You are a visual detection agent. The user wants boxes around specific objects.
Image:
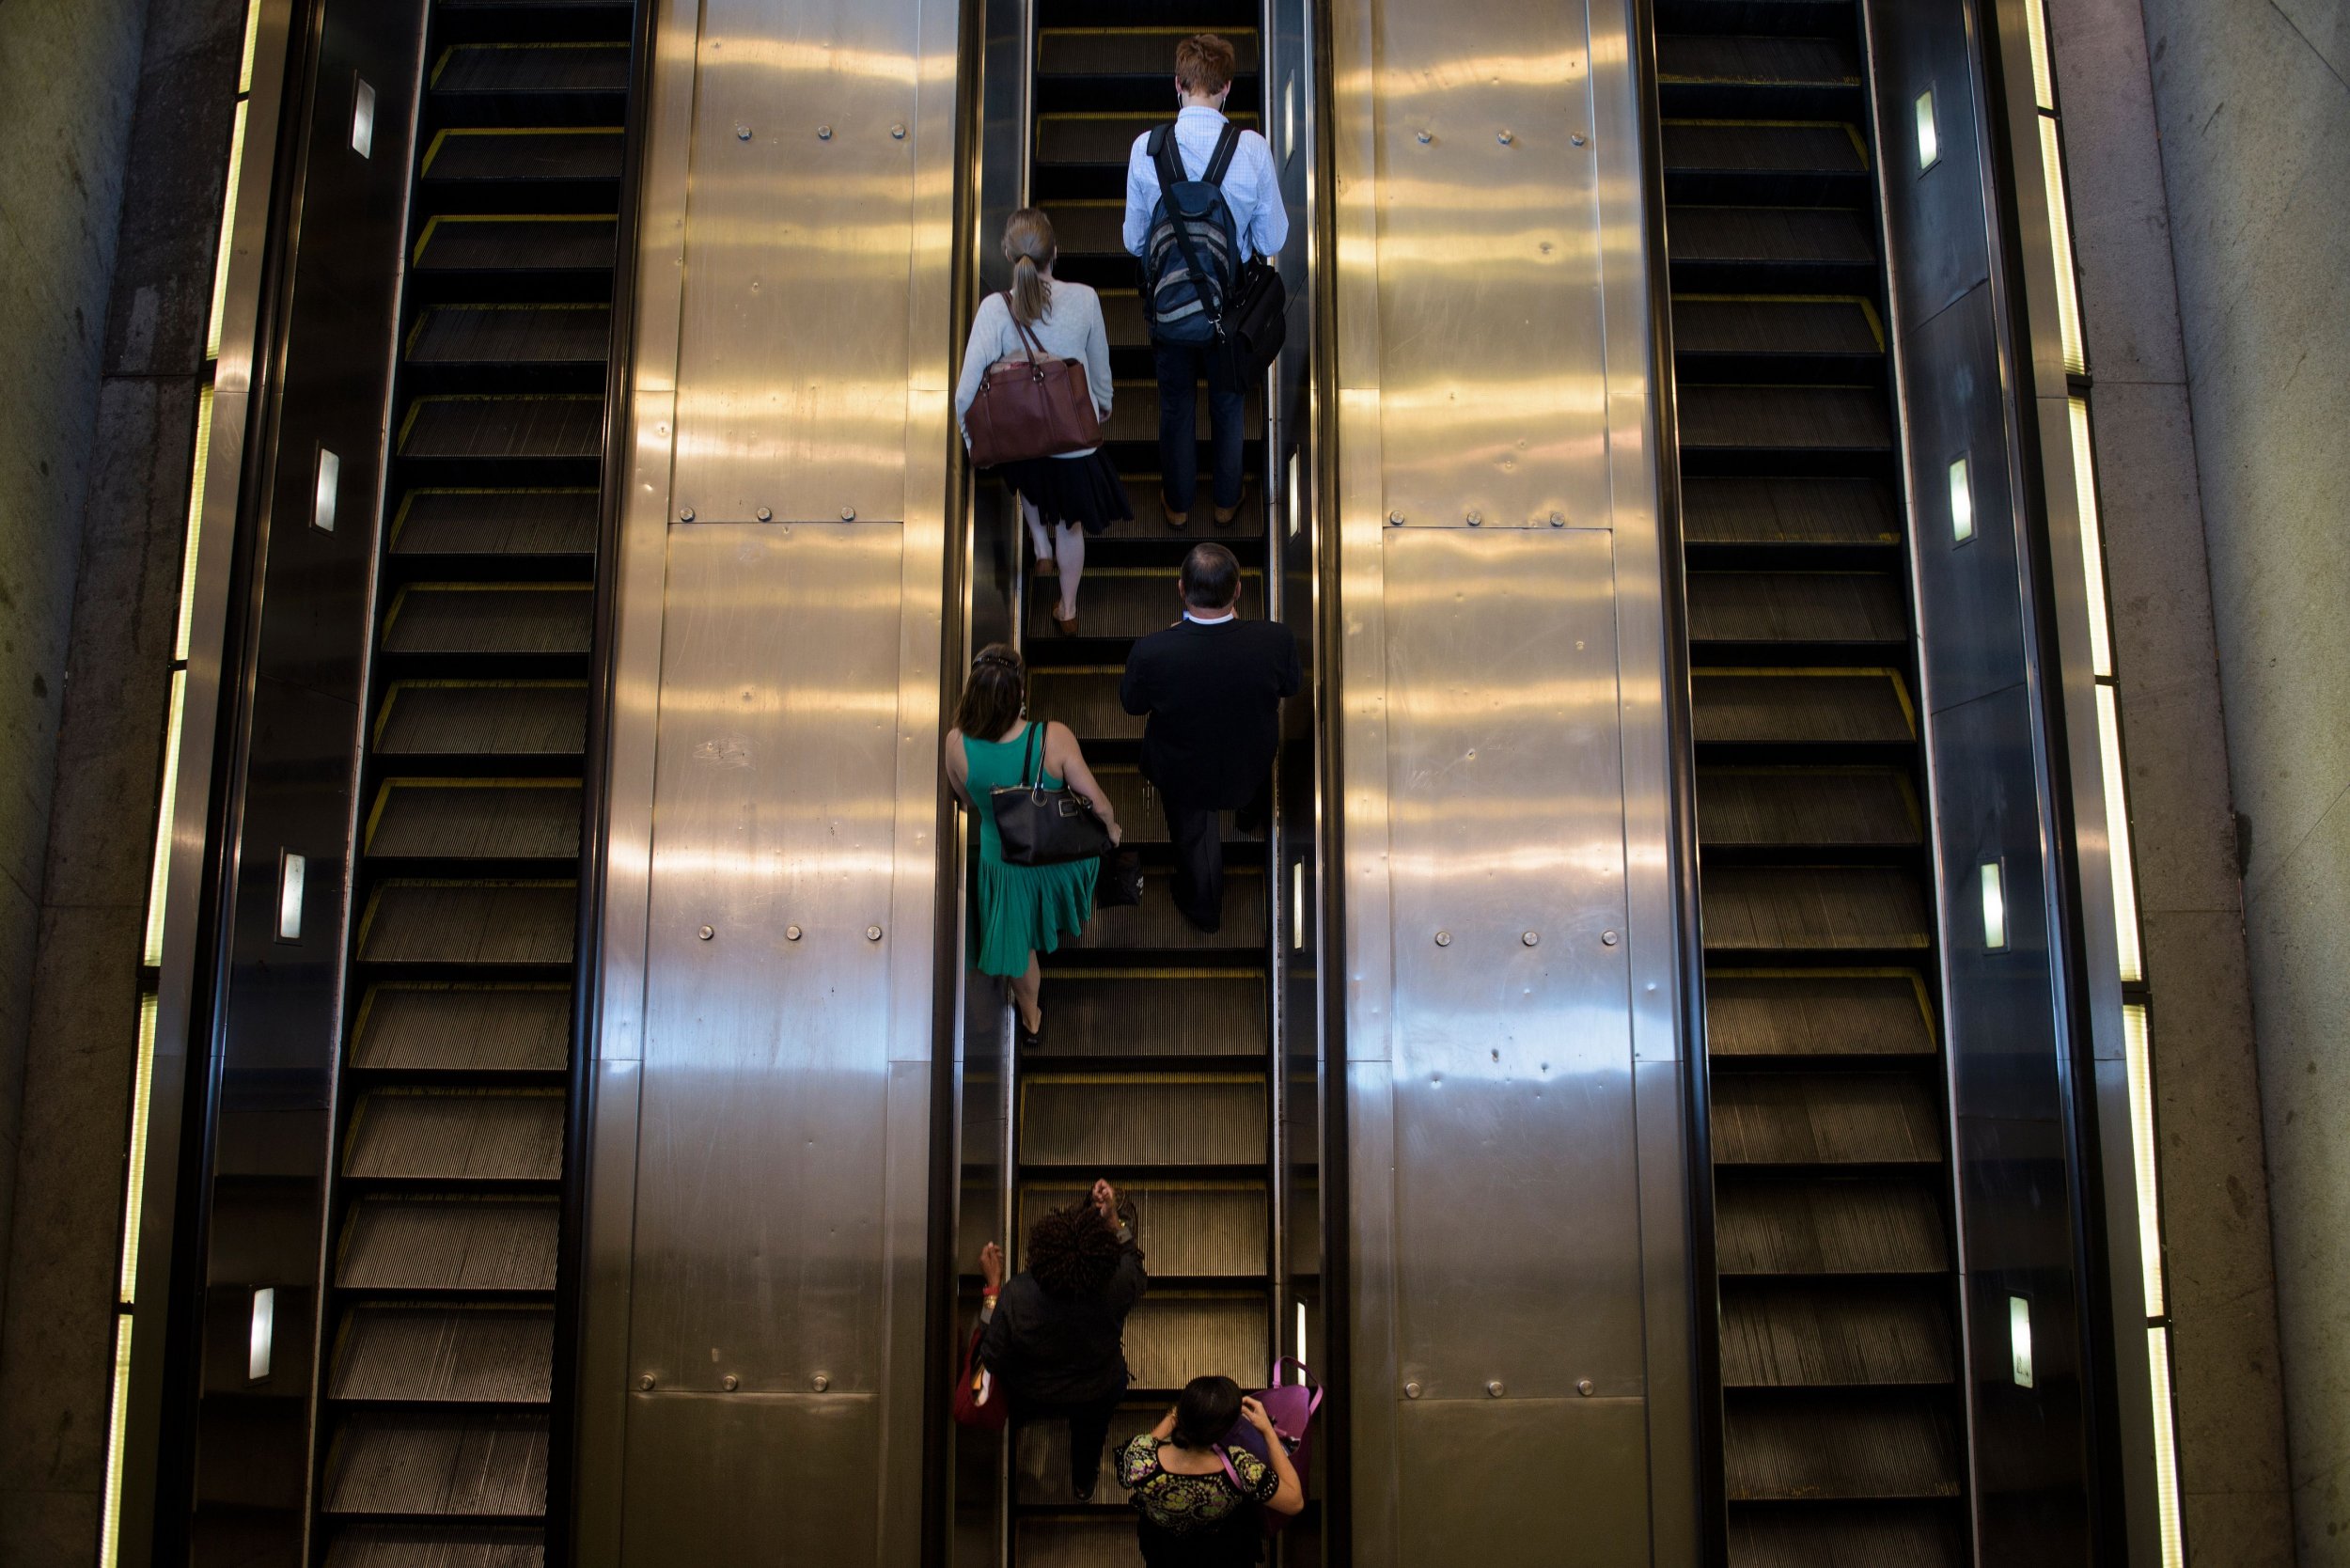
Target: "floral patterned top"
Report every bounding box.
[1118,1435,1278,1529]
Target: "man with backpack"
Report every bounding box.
[1123,33,1290,529]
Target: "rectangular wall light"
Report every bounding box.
[1948,455,1975,544]
[1980,859,2008,950]
[275,851,306,943]
[248,1286,276,1381]
[2010,1294,2035,1388]
[351,75,376,158]
[1915,88,1940,171]
[313,447,341,533]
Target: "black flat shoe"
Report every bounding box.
[1017,1009,1043,1048]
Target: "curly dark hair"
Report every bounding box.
[1026,1200,1121,1301]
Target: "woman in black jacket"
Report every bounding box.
[978,1179,1146,1498]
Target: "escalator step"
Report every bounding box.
[1095,476,1262,535]
[1090,770,1263,849]
[1658,34,1856,88]
[1683,475,1894,545]
[1672,296,1878,359]
[321,1410,548,1517]
[1016,1403,1159,1507]
[1697,767,1917,848]
[1019,1180,1266,1277]
[377,683,588,760]
[1687,572,1906,645]
[353,985,572,1074]
[1704,974,1935,1058]
[432,42,630,99]
[359,882,578,967]
[1720,1280,1955,1387]
[345,1090,566,1183]
[410,305,611,367]
[1046,199,1127,259]
[393,490,601,558]
[1716,1177,1949,1275]
[1024,971,1265,1056]
[332,1307,555,1403]
[401,396,604,461]
[1102,380,1267,446]
[1019,1075,1267,1168]
[1676,384,1892,454]
[1030,568,1261,640]
[1037,27,1260,79]
[1710,1072,1943,1166]
[1693,671,1913,746]
[1701,866,1930,951]
[1073,869,1265,949]
[1012,1519,1136,1568]
[323,1525,542,1568]
[384,586,594,656]
[1653,0,1858,38]
[1122,1292,1270,1389]
[415,216,617,276]
[1037,111,1260,167]
[1665,118,1867,177]
[338,1197,559,1293]
[368,780,583,863]
[1727,1505,1964,1568]
[1663,205,1874,272]
[1099,288,1146,349]
[1723,1395,1961,1500]
[1029,668,1136,741]
[423,128,624,186]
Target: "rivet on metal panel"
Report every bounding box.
[1415,130,1432,145]
[817,125,833,140]
[1522,931,1540,947]
[722,1374,740,1391]
[637,1374,655,1390]
[1404,1381,1422,1399]
[757,507,773,522]
[786,924,804,942]
[1486,1380,1505,1397]
[1549,511,1565,526]
[890,122,907,139]
[1572,132,1589,148]
[841,507,857,522]
[866,925,884,942]
[1497,130,1514,145]
[1577,1378,1595,1397]
[735,124,750,141]
[1434,930,1451,948]
[698,926,714,942]
[1465,510,1482,526]
[1387,510,1405,526]
[678,506,695,523]
[1602,930,1620,947]
[812,1372,831,1392]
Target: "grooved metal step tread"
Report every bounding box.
[1698,767,1918,847]
[394,490,601,557]
[1701,865,1930,951]
[377,683,588,760]
[1704,973,1935,1058]
[1693,670,1913,746]
[1716,1177,1950,1275]
[1683,475,1896,545]
[1031,569,1262,640]
[1664,119,1866,175]
[1659,34,1857,86]
[1037,111,1261,166]
[1011,472,1262,535]
[346,1090,566,1183]
[1654,0,1860,34]
[384,586,594,656]
[333,1308,555,1403]
[1121,1292,1271,1389]
[360,882,578,967]
[323,1525,544,1568]
[1720,1280,1956,1387]
[1710,1072,1944,1165]
[1662,205,1876,269]
[1045,200,1128,259]
[368,781,583,863]
[1029,668,1138,741]
[322,1410,548,1517]
[1037,28,1260,79]
[1688,572,1906,645]
[1020,1075,1267,1168]
[432,42,630,96]
[354,986,572,1074]
[1672,296,1879,358]
[1723,1395,1962,1500]
[415,216,617,274]
[339,1197,560,1292]
[401,397,604,461]
[1019,1181,1266,1276]
[1676,384,1892,453]
[423,128,624,184]
[1089,769,1263,849]
[1015,1404,1161,1508]
[1727,1505,1964,1568]
[1102,380,1268,445]
[410,305,611,366]
[1071,869,1265,949]
[1024,971,1266,1057]
[1012,1518,1139,1568]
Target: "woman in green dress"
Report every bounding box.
[945,644,1121,1040]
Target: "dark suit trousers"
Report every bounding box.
[1162,781,1268,933]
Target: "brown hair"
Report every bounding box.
[1175,33,1237,98]
[955,643,1026,742]
[1002,208,1056,328]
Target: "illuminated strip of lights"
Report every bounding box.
[2095,686,2144,983]
[120,996,160,1304]
[2024,0,2057,111]
[176,387,213,663]
[2148,1328,2186,1567]
[2122,1005,2164,1315]
[238,0,259,94]
[141,671,189,968]
[2039,117,2086,376]
[99,1318,134,1568]
[2069,398,2111,677]
[205,100,249,362]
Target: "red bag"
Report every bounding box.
[951,1322,1008,1430]
[964,298,1103,468]
[1219,1357,1323,1532]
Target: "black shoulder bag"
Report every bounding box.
[990,723,1113,867]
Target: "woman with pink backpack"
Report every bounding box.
[1115,1373,1303,1564]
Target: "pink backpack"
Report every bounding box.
[1217,1358,1324,1532]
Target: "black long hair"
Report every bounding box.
[955,642,1026,742]
[1026,1199,1122,1301]
[1172,1374,1244,1450]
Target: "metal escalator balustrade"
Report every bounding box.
[319,1,635,1560]
[1005,8,1277,1561]
[1656,0,1969,1560]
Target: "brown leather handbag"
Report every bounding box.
[964,298,1103,468]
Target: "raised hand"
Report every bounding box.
[979,1241,1005,1290]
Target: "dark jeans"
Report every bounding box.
[1016,1390,1123,1492]
[1153,339,1246,513]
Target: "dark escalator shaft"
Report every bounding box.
[1010,8,1274,1561]
[1658,2,1969,1561]
[319,2,634,1560]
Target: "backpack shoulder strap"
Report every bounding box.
[1203,120,1244,186]
[1150,121,1185,188]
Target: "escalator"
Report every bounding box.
[316,0,634,1559]
[1004,7,1277,1560]
[1657,1,1970,1561]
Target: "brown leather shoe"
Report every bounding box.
[1213,500,1242,527]
[1160,491,1190,529]
[1053,607,1079,638]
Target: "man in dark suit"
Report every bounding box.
[1120,543,1303,933]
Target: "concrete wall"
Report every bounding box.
[2044,2,2300,1562]
[0,0,245,1559]
[2124,0,2350,1560]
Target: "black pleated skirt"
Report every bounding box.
[993,448,1135,536]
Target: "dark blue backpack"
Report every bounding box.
[1141,120,1244,346]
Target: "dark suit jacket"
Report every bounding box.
[1120,616,1303,809]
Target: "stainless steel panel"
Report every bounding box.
[1396,1398,1651,1566]
[668,0,925,525]
[1867,0,1990,336]
[1383,527,1641,1402]
[619,1392,879,1560]
[630,523,903,1390]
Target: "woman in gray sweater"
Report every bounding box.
[954,209,1132,635]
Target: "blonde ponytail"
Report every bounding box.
[1003,208,1057,327]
